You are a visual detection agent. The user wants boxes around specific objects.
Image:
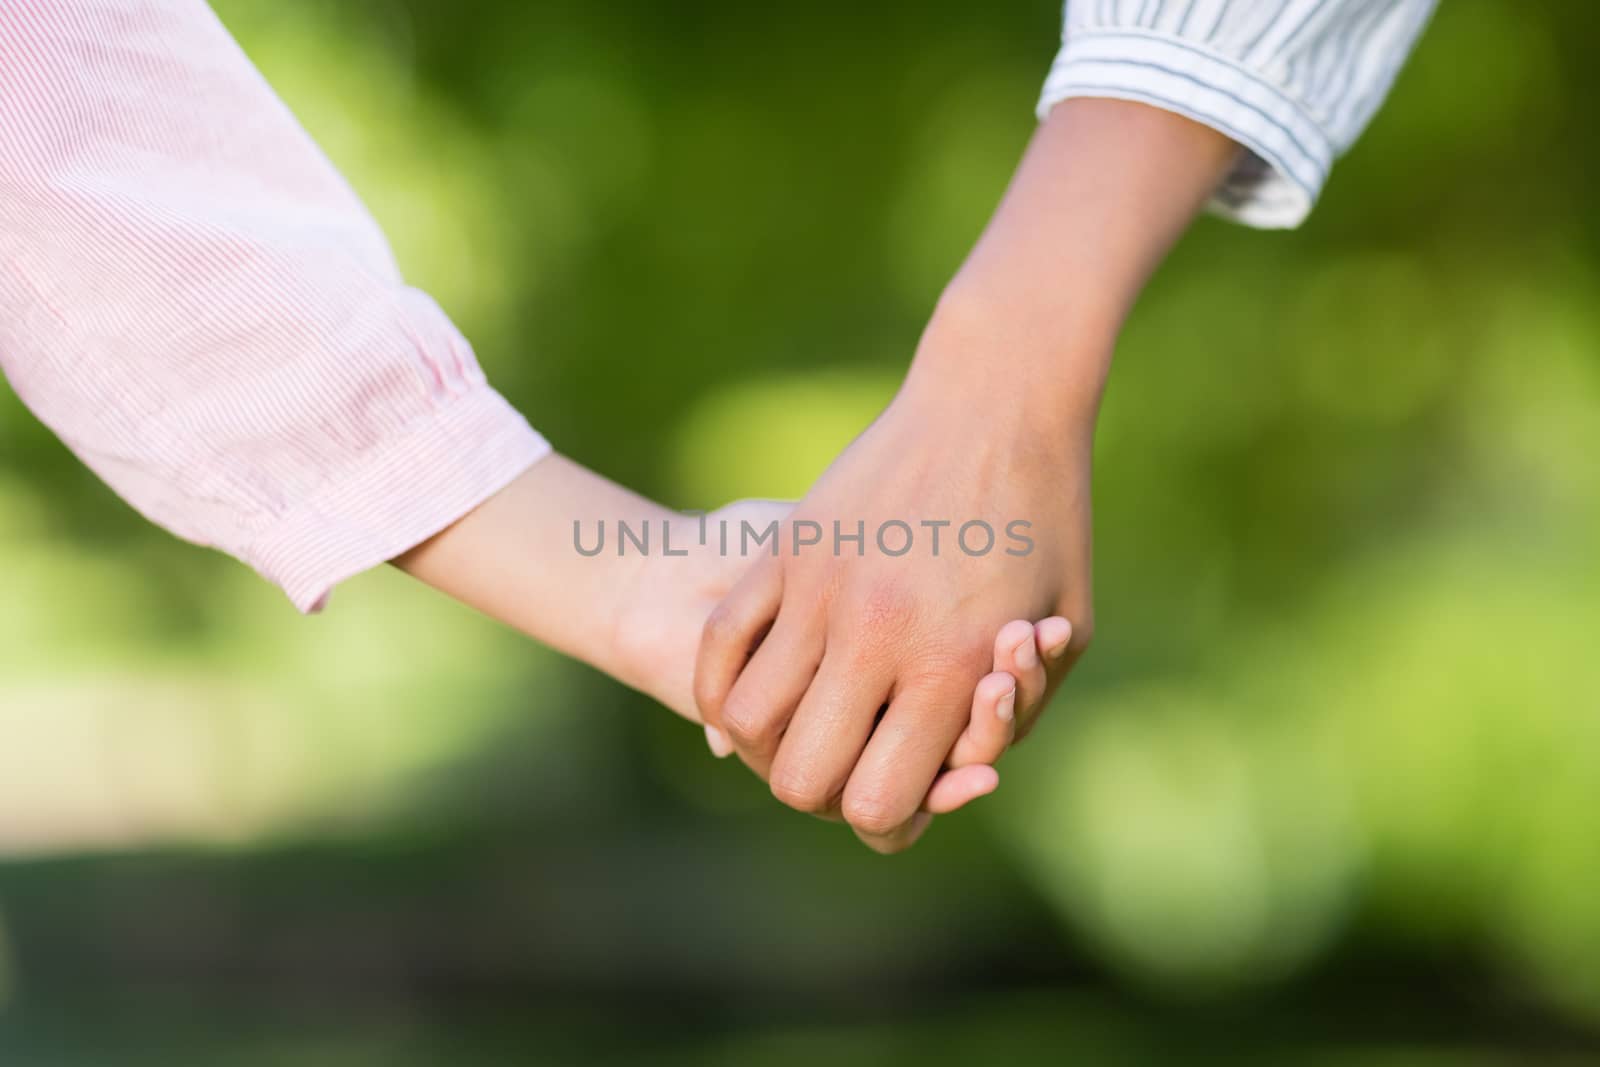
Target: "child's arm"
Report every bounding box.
[392,453,664,697]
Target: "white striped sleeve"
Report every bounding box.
[1038,0,1438,228]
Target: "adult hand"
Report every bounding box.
[694,99,1239,852]
[694,299,1096,851]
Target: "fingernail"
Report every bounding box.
[704,724,733,758]
[996,688,1016,723]
[1041,618,1073,660]
[1014,636,1038,670]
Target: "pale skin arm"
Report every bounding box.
[693,98,1241,853]
[392,453,664,696]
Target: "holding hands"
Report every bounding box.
[402,99,1241,853]
[6,3,1430,856]
[396,474,1062,834]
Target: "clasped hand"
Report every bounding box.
[695,331,1095,853]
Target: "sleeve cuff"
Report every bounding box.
[244,384,552,613]
[1036,27,1336,229]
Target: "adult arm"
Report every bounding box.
[695,98,1236,853]
[1042,0,1439,228]
[694,0,1439,852]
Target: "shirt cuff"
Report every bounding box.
[245,384,552,613]
[1036,27,1336,229]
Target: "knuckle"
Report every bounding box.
[721,699,775,750]
[692,664,729,720]
[770,771,837,815]
[721,714,760,749]
[701,601,743,647]
[843,792,906,838]
[692,677,723,721]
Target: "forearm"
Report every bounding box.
[393,453,668,676]
[908,98,1239,430]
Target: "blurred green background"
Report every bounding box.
[2,0,1599,1062]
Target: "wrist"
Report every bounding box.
[902,281,1114,446]
[396,455,671,677]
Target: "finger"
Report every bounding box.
[719,605,825,780]
[923,764,999,815]
[767,644,894,817]
[842,675,971,847]
[1036,615,1074,666]
[704,723,734,759]
[944,617,1036,769]
[694,556,783,745]
[945,670,1017,769]
[1018,615,1078,740]
[996,617,1049,718]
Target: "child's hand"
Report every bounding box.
[608,498,793,722]
[923,615,1073,814]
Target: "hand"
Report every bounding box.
[692,324,1096,851]
[693,98,1239,852]
[610,499,1062,819]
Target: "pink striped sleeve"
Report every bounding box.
[0,0,551,612]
